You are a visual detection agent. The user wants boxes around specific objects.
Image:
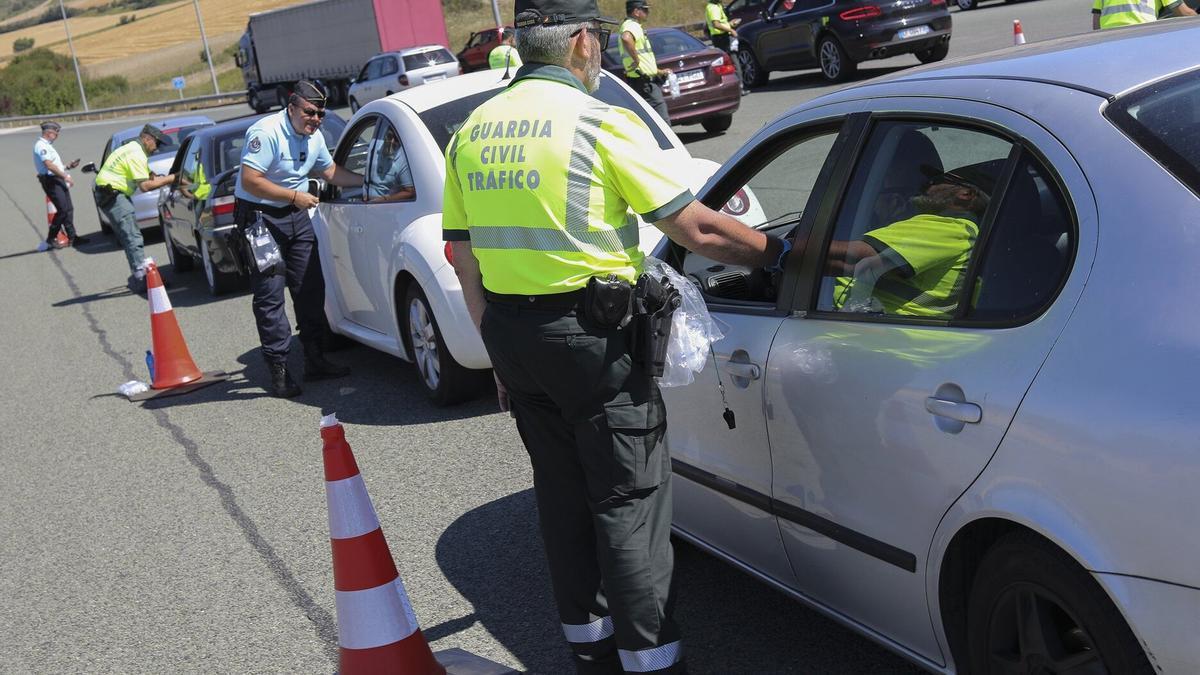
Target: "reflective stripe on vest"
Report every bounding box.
[1099,0,1157,27]
[620,19,656,77]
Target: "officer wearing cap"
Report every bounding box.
[619,0,670,122]
[488,30,523,70]
[34,121,87,249]
[234,79,361,398]
[443,0,787,670]
[94,124,176,291]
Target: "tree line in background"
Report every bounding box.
[0,48,127,116]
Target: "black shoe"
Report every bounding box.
[46,238,65,250]
[70,235,90,246]
[304,353,350,381]
[269,362,302,398]
[127,276,147,295]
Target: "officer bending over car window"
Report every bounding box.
[443,0,787,670]
[233,80,362,398]
[828,163,995,317]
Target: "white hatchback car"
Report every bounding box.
[314,69,725,405]
[347,45,460,113]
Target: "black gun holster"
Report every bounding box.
[631,274,682,377]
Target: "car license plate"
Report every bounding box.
[426,74,446,82]
[677,69,705,85]
[897,25,931,40]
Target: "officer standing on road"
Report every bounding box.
[34,121,87,249]
[489,29,523,70]
[619,0,671,122]
[94,125,175,291]
[443,0,788,671]
[1092,0,1194,28]
[234,80,360,398]
[704,0,747,94]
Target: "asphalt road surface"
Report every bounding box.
[0,2,1089,672]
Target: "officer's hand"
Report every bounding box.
[294,191,320,209]
[65,175,73,188]
[494,372,511,414]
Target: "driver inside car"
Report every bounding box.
[366,130,415,203]
[823,161,998,318]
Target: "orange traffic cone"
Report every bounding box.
[46,196,68,247]
[145,262,203,389]
[320,414,446,675]
[1013,19,1026,45]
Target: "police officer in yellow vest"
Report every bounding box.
[443,0,787,670]
[619,0,670,122]
[704,0,746,94]
[830,163,995,317]
[489,30,523,70]
[94,125,176,292]
[1092,0,1193,29]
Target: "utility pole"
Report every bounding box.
[58,0,88,111]
[192,0,219,94]
[491,0,502,33]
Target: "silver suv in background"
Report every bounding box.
[347,45,460,111]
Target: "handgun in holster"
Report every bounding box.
[631,273,682,377]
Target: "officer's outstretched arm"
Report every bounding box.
[656,200,784,269]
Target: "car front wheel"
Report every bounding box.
[701,114,733,134]
[404,284,482,406]
[966,532,1155,675]
[818,36,857,83]
[956,0,976,9]
[738,47,769,87]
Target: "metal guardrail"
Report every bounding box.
[0,90,249,129]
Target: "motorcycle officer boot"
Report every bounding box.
[303,346,350,381]
[268,362,302,398]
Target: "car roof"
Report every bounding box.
[857,20,1200,100]
[111,115,216,144]
[384,68,515,113]
[378,44,454,57]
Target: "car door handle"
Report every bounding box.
[724,362,761,380]
[925,397,982,424]
[353,225,364,234]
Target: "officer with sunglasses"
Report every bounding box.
[443,0,787,671]
[234,80,362,398]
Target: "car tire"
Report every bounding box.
[818,35,857,83]
[201,239,239,296]
[349,97,360,113]
[966,532,1156,675]
[249,90,269,114]
[916,42,950,64]
[403,284,483,406]
[738,47,769,87]
[956,0,976,9]
[701,114,733,134]
[165,230,193,272]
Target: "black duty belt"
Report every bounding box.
[485,289,585,309]
[236,198,299,219]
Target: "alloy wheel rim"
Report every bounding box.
[821,42,840,79]
[740,51,757,83]
[408,297,440,390]
[203,245,215,290]
[985,582,1106,675]
[957,0,973,8]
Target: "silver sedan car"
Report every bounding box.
[657,20,1200,674]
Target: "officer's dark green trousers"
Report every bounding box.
[482,299,685,674]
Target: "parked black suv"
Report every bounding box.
[736,0,952,84]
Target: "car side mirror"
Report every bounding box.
[81,162,97,173]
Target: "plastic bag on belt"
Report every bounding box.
[644,257,724,387]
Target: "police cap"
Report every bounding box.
[292,80,328,107]
[514,0,617,28]
[141,124,170,145]
[626,0,649,12]
[40,121,62,132]
[921,160,1000,196]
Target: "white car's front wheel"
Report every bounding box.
[404,284,483,406]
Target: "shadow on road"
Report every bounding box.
[435,491,924,674]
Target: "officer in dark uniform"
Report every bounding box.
[33,121,87,248]
[233,80,361,398]
[443,1,788,671]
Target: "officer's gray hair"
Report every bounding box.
[515,22,587,65]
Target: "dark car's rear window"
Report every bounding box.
[1107,67,1200,196]
[649,29,706,58]
[417,75,674,152]
[404,49,455,71]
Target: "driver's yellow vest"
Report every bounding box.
[619,18,657,77]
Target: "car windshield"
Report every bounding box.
[649,30,705,58]
[1107,67,1200,196]
[150,124,208,157]
[404,49,455,71]
[417,76,674,152]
